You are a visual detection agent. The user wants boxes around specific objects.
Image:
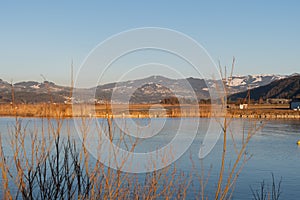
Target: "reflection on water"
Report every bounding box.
[0,117,299,199]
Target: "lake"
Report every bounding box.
[0,117,299,199]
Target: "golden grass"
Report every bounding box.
[0,103,298,119]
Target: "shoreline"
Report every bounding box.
[0,103,299,120]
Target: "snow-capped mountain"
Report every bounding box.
[91,74,289,103]
[225,74,287,94]
[229,74,300,101]
[0,74,293,103]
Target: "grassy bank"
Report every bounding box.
[0,103,299,119]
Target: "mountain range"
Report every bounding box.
[229,74,300,101]
[0,74,298,104]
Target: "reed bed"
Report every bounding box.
[0,103,298,119]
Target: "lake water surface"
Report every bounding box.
[0,117,299,199]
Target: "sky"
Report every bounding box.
[0,1,299,87]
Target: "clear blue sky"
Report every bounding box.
[0,1,299,86]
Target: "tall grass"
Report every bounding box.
[0,111,267,199]
[0,114,192,199]
[251,174,282,200]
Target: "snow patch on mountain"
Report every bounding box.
[30,84,40,89]
[252,76,262,83]
[228,78,246,87]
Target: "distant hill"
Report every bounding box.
[94,76,209,103]
[0,79,70,103]
[229,75,300,101]
[0,74,295,104]
[93,75,287,103]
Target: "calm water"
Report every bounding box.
[0,117,299,199]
